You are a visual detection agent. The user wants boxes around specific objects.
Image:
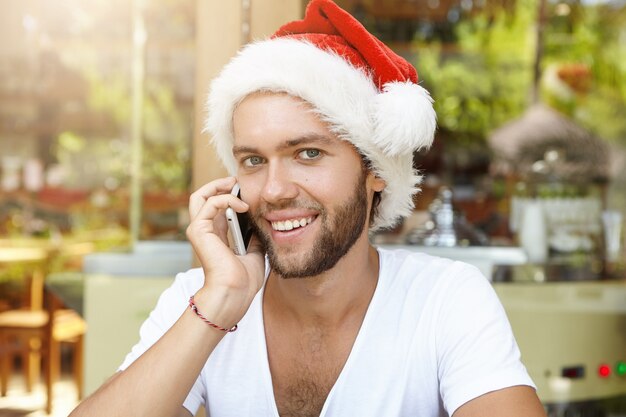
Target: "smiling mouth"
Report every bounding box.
[271,216,314,231]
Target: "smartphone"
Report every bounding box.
[225,183,253,255]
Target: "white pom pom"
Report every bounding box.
[371,81,437,156]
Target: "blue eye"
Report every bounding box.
[299,149,321,160]
[243,156,264,167]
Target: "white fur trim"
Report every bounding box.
[205,38,435,231]
[372,82,436,156]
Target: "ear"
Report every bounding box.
[367,172,386,193]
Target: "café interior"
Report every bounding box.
[1,0,625,416]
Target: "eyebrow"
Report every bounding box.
[232,133,335,157]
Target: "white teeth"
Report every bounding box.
[271,217,313,231]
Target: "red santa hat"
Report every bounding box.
[206,0,436,231]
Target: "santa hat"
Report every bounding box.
[206,0,436,231]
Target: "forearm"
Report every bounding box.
[70,177,265,417]
[70,303,228,417]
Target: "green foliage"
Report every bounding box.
[415,0,626,147]
[52,132,129,190]
[85,70,132,125]
[53,72,192,193]
[415,0,537,147]
[576,85,626,142]
[58,131,86,152]
[414,0,626,215]
[541,1,626,145]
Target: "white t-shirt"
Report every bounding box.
[119,248,535,416]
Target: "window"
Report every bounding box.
[0,0,195,243]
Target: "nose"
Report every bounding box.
[260,161,298,204]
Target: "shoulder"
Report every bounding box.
[376,246,488,295]
[375,246,504,344]
[374,247,535,415]
[374,246,494,332]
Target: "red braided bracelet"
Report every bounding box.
[188,296,238,332]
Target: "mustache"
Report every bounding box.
[252,200,324,218]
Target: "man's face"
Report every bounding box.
[232,93,384,278]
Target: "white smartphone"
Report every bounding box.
[225,183,252,255]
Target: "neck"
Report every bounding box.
[263,237,380,328]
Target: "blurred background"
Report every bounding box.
[0,0,625,416]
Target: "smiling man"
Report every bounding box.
[232,93,379,280]
[70,1,546,417]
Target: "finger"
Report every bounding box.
[191,193,249,224]
[189,176,237,218]
[189,177,237,219]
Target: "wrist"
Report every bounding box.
[188,295,237,332]
[191,286,241,330]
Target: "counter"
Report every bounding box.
[47,240,193,396]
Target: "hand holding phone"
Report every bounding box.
[225,184,253,255]
[185,177,265,334]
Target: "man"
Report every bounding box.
[70,1,546,416]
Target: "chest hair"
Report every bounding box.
[268,329,353,417]
[275,363,338,417]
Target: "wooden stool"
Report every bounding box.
[0,299,86,414]
[0,244,91,413]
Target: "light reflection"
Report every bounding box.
[548,376,572,397]
[460,0,473,11]
[22,14,39,33]
[447,8,460,23]
[104,176,120,191]
[555,3,572,16]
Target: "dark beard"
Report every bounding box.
[250,172,368,279]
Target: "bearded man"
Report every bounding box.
[70,1,546,416]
